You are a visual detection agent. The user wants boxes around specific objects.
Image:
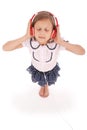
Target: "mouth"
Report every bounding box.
[37,36,46,45]
[38,36,45,39]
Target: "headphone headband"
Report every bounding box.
[30,11,58,38]
[30,11,58,28]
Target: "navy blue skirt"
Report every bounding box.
[26,63,60,86]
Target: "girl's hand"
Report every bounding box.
[26,20,32,38]
[54,26,85,55]
[54,25,62,44]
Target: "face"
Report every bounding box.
[34,19,53,45]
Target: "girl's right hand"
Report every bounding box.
[26,20,32,38]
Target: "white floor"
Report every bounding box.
[0,46,87,130]
[0,0,87,129]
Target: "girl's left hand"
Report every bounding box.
[54,26,62,44]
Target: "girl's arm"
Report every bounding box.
[3,20,31,51]
[3,34,28,51]
[58,39,85,55]
[54,26,85,55]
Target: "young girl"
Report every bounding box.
[3,11,85,98]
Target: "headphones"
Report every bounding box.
[30,11,58,39]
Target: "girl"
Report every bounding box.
[3,11,85,98]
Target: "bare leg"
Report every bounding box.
[44,84,49,97]
[39,87,45,97]
[39,84,49,98]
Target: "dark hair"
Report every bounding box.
[31,11,56,30]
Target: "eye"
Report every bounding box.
[37,28,41,31]
[45,29,49,32]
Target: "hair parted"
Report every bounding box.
[31,11,56,29]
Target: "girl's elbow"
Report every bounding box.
[2,45,11,51]
[2,45,6,51]
[81,48,85,55]
[79,48,85,55]
[2,45,8,51]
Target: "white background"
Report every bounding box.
[0,0,87,130]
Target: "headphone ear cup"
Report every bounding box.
[30,26,34,36]
[51,29,57,39]
[30,25,33,35]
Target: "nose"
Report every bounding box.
[40,30,45,35]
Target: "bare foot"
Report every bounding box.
[44,85,49,97]
[39,87,45,97]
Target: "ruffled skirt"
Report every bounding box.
[27,63,60,86]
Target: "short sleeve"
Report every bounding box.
[59,45,66,50]
[22,38,30,47]
[58,39,69,50]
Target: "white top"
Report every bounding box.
[22,38,65,72]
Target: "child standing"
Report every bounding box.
[3,11,85,97]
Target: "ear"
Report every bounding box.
[51,29,57,39]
